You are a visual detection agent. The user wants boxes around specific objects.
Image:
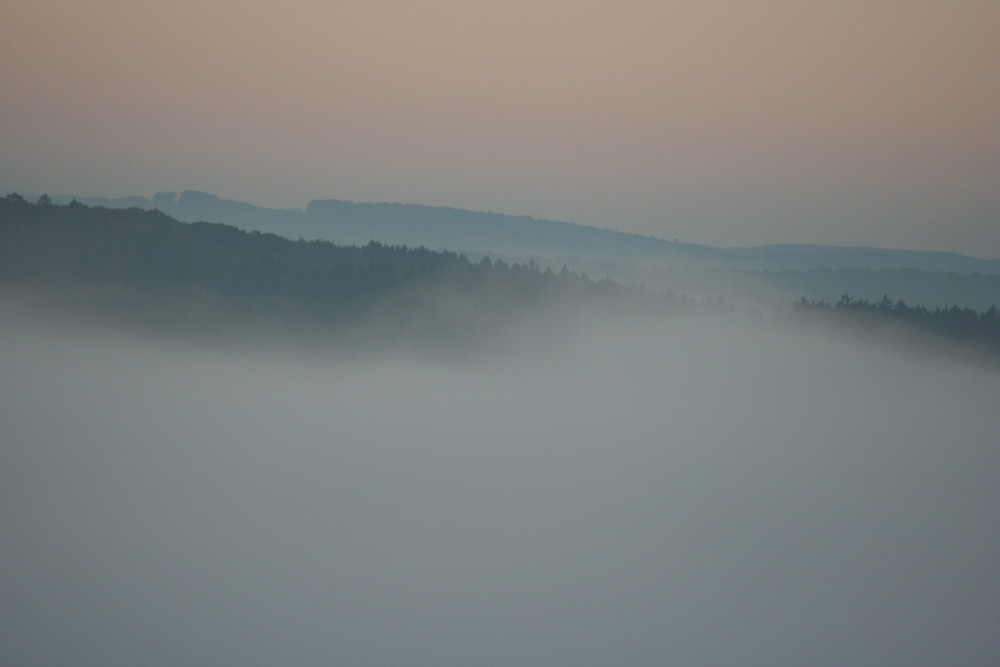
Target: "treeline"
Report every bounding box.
[788,293,1000,355]
[0,194,687,349]
[4,193,998,357]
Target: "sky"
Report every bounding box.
[2,0,998,256]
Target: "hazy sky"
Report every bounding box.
[2,0,998,255]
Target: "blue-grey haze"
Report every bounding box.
[2,304,998,666]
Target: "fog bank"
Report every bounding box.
[2,312,998,666]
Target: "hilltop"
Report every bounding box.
[16,189,1000,310]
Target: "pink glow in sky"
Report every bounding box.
[2,0,998,255]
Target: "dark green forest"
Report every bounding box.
[786,293,1000,356]
[2,193,998,356]
[41,189,1000,310]
[0,194,685,350]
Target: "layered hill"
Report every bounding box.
[0,194,682,351]
[24,189,1000,309]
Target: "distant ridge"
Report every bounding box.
[303,197,718,263]
[8,188,997,308]
[723,243,1000,273]
[27,188,999,273]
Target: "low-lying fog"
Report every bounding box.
[2,307,998,666]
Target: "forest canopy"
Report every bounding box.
[2,193,998,357]
[0,194,683,350]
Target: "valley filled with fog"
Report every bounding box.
[6,0,1000,662]
[2,306,998,666]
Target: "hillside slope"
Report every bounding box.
[22,189,1000,309]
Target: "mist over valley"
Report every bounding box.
[2,194,999,665]
[3,295,999,665]
[5,1,1000,662]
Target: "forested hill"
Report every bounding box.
[24,188,999,310]
[4,194,999,358]
[36,189,1000,274]
[0,194,683,350]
